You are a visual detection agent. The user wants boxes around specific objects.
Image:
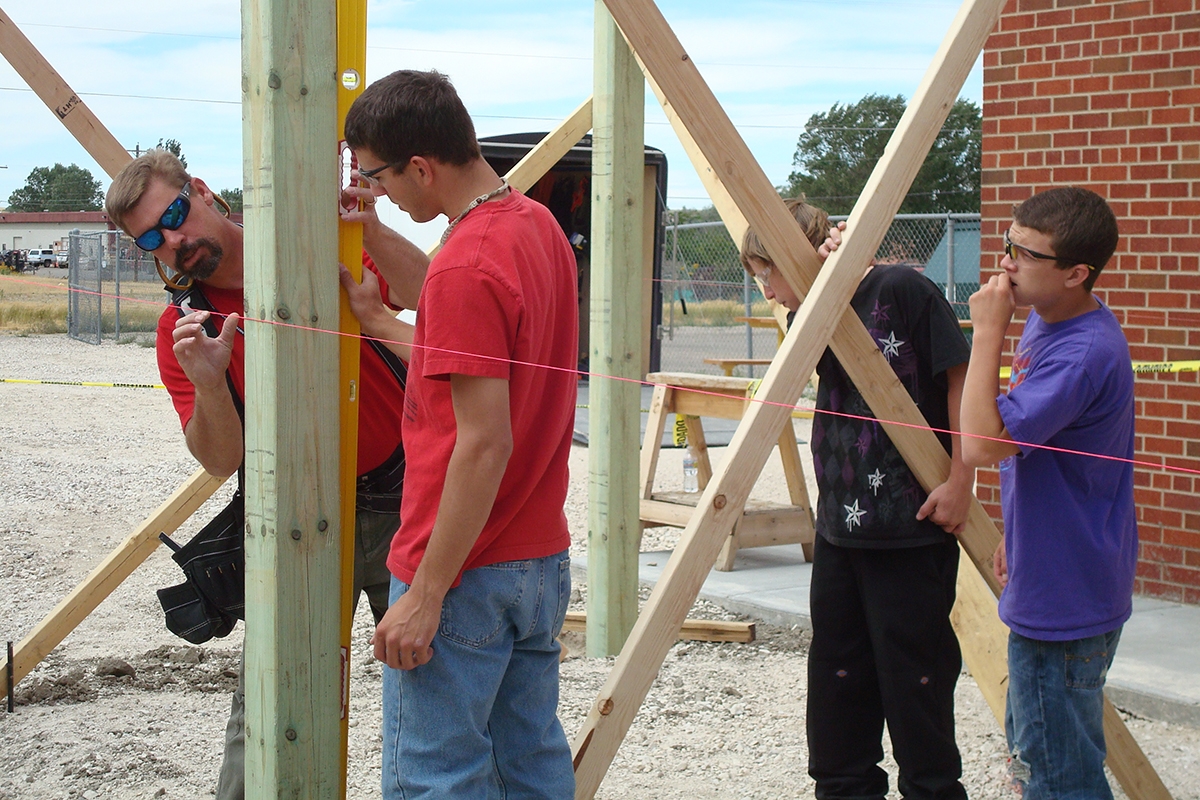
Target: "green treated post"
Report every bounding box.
[241,0,343,794]
[587,1,645,657]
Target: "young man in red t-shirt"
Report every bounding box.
[341,69,577,798]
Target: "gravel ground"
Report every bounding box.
[1,332,1197,799]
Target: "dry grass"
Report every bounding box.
[0,272,165,334]
[662,297,776,326]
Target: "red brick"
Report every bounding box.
[1113,72,1153,90]
[1057,23,1094,42]
[1090,128,1129,145]
[1137,582,1185,599]
[1152,107,1194,126]
[1169,125,1200,142]
[1132,164,1171,181]
[1092,55,1131,73]
[1095,20,1133,39]
[1131,90,1173,108]
[1054,131,1090,147]
[1152,0,1193,14]
[1130,127,1170,143]
[1090,92,1130,110]
[1154,69,1195,87]
[986,66,1018,83]
[1055,58,1093,77]
[1052,166,1090,181]
[1135,13,1174,34]
[1142,543,1185,564]
[1132,52,1173,72]
[1016,167,1054,182]
[1072,112,1110,128]
[1138,580,1185,602]
[1053,95,1091,112]
[1018,98,1053,115]
[985,100,1017,117]
[999,152,1027,167]
[1091,165,1129,181]
[1001,116,1036,133]
[1073,75,1111,94]
[1018,62,1055,80]
[1017,133,1054,149]
[1175,12,1200,29]
[1114,0,1153,19]
[1164,565,1200,587]
[1020,27,1057,46]
[1172,49,1200,67]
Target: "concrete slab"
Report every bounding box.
[571,547,1200,726]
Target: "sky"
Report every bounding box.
[0,0,983,249]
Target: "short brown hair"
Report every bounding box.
[1012,187,1118,292]
[740,196,830,273]
[105,149,191,234]
[344,70,481,168]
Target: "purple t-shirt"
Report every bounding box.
[997,301,1137,641]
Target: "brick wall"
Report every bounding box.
[980,0,1200,604]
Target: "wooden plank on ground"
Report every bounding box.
[1,469,226,700]
[563,612,754,644]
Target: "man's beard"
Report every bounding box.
[174,238,223,281]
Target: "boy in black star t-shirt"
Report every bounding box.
[742,198,974,800]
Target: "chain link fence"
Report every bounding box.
[68,230,166,345]
[659,213,981,377]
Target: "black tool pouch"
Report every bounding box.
[157,488,244,644]
[156,283,245,644]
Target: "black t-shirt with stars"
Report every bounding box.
[810,264,970,549]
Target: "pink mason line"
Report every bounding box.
[8,274,1200,478]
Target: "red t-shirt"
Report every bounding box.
[156,260,405,475]
[388,190,578,584]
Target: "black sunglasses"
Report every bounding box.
[1003,228,1095,270]
[134,183,192,252]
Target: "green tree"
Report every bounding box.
[7,163,103,212]
[219,188,243,214]
[156,138,187,169]
[781,94,981,215]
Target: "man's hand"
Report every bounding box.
[969,272,1017,336]
[173,310,238,393]
[993,539,1008,588]
[916,477,973,536]
[338,263,390,331]
[371,588,441,670]
[339,171,382,227]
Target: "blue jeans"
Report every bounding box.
[382,551,575,800]
[1005,628,1121,800]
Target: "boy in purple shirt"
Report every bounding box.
[962,187,1136,799]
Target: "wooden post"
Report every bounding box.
[241,0,343,794]
[587,1,646,657]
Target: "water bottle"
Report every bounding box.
[682,451,699,493]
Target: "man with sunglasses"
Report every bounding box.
[340,69,577,799]
[961,187,1135,799]
[105,148,409,800]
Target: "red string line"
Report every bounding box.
[7,275,1199,478]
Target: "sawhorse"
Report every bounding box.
[639,372,815,570]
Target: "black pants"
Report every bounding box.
[807,536,967,800]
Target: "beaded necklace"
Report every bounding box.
[439,179,511,246]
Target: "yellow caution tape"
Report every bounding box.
[1,377,166,389]
[673,413,691,447]
[1000,360,1198,380]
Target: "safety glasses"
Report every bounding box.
[134,183,192,252]
[1003,228,1094,270]
[358,159,408,187]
